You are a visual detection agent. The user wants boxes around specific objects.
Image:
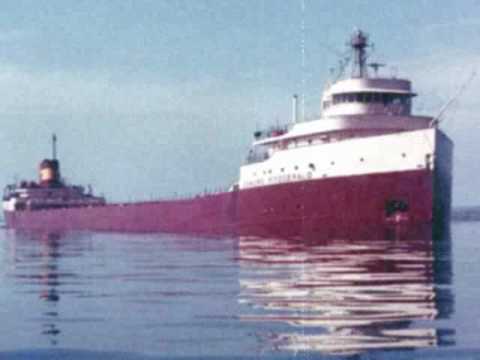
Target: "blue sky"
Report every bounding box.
[0,0,478,205]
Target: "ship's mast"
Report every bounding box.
[52,133,57,160]
[350,30,369,78]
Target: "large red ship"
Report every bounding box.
[2,30,452,238]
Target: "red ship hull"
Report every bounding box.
[3,167,450,239]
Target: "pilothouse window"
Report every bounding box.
[332,92,412,106]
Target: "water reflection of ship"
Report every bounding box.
[237,225,453,355]
[38,233,62,345]
[11,232,73,346]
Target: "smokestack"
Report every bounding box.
[292,94,299,123]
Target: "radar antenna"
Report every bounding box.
[368,62,385,77]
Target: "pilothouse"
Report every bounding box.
[240,30,435,191]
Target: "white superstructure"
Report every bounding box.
[238,30,439,190]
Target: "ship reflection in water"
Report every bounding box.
[0,224,457,357]
[5,231,84,348]
[37,233,62,345]
[237,226,454,355]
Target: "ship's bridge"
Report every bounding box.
[244,30,433,165]
[321,77,416,117]
[246,76,431,163]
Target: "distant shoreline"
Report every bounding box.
[451,206,480,222]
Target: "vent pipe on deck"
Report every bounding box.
[292,94,299,123]
[52,133,57,160]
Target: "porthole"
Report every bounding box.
[360,157,364,162]
[294,165,299,171]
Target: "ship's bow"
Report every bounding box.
[433,129,453,229]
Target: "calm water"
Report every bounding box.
[0,221,479,359]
